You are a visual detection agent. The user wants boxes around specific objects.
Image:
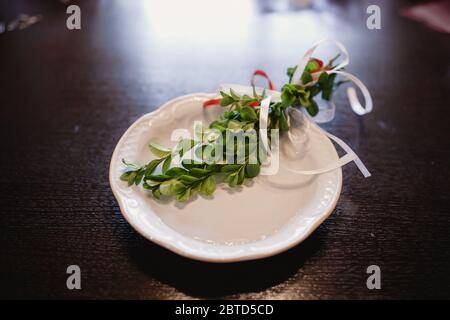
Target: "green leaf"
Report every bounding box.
[299,94,310,108]
[152,188,161,199]
[144,158,164,176]
[190,185,200,197]
[309,85,321,97]
[127,171,137,186]
[281,86,294,107]
[205,164,222,172]
[148,141,172,158]
[221,164,242,173]
[227,120,243,130]
[279,110,289,132]
[223,111,239,120]
[134,170,145,185]
[321,73,337,101]
[165,167,189,177]
[189,168,210,177]
[120,171,132,182]
[200,176,216,196]
[159,180,186,196]
[318,72,329,86]
[242,122,255,131]
[142,182,153,190]
[176,188,191,202]
[287,66,297,83]
[219,92,234,106]
[240,106,258,122]
[245,164,260,178]
[162,156,172,174]
[122,159,140,170]
[306,59,321,72]
[301,71,313,84]
[209,121,227,133]
[237,167,245,185]
[146,174,172,182]
[144,179,161,187]
[178,175,199,184]
[306,98,319,116]
[226,172,239,187]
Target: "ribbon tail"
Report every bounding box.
[285,109,371,178]
[330,70,373,116]
[318,126,371,178]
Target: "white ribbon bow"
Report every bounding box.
[293,39,373,116]
[217,39,373,178]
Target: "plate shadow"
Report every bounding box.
[127,228,326,298]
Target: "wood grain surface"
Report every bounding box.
[1,0,449,299]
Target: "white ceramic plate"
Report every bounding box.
[109,94,342,262]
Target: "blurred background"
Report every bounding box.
[1,0,450,299]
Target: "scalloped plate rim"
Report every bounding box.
[109,93,342,263]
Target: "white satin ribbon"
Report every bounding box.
[259,96,271,154]
[285,108,371,177]
[292,38,350,84]
[331,71,373,116]
[292,39,373,116]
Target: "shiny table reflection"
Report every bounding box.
[0,0,449,299]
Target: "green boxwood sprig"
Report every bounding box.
[121,57,344,202]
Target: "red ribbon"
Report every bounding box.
[250,69,276,91]
[202,98,222,108]
[202,69,276,108]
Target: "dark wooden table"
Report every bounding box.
[1,0,449,299]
